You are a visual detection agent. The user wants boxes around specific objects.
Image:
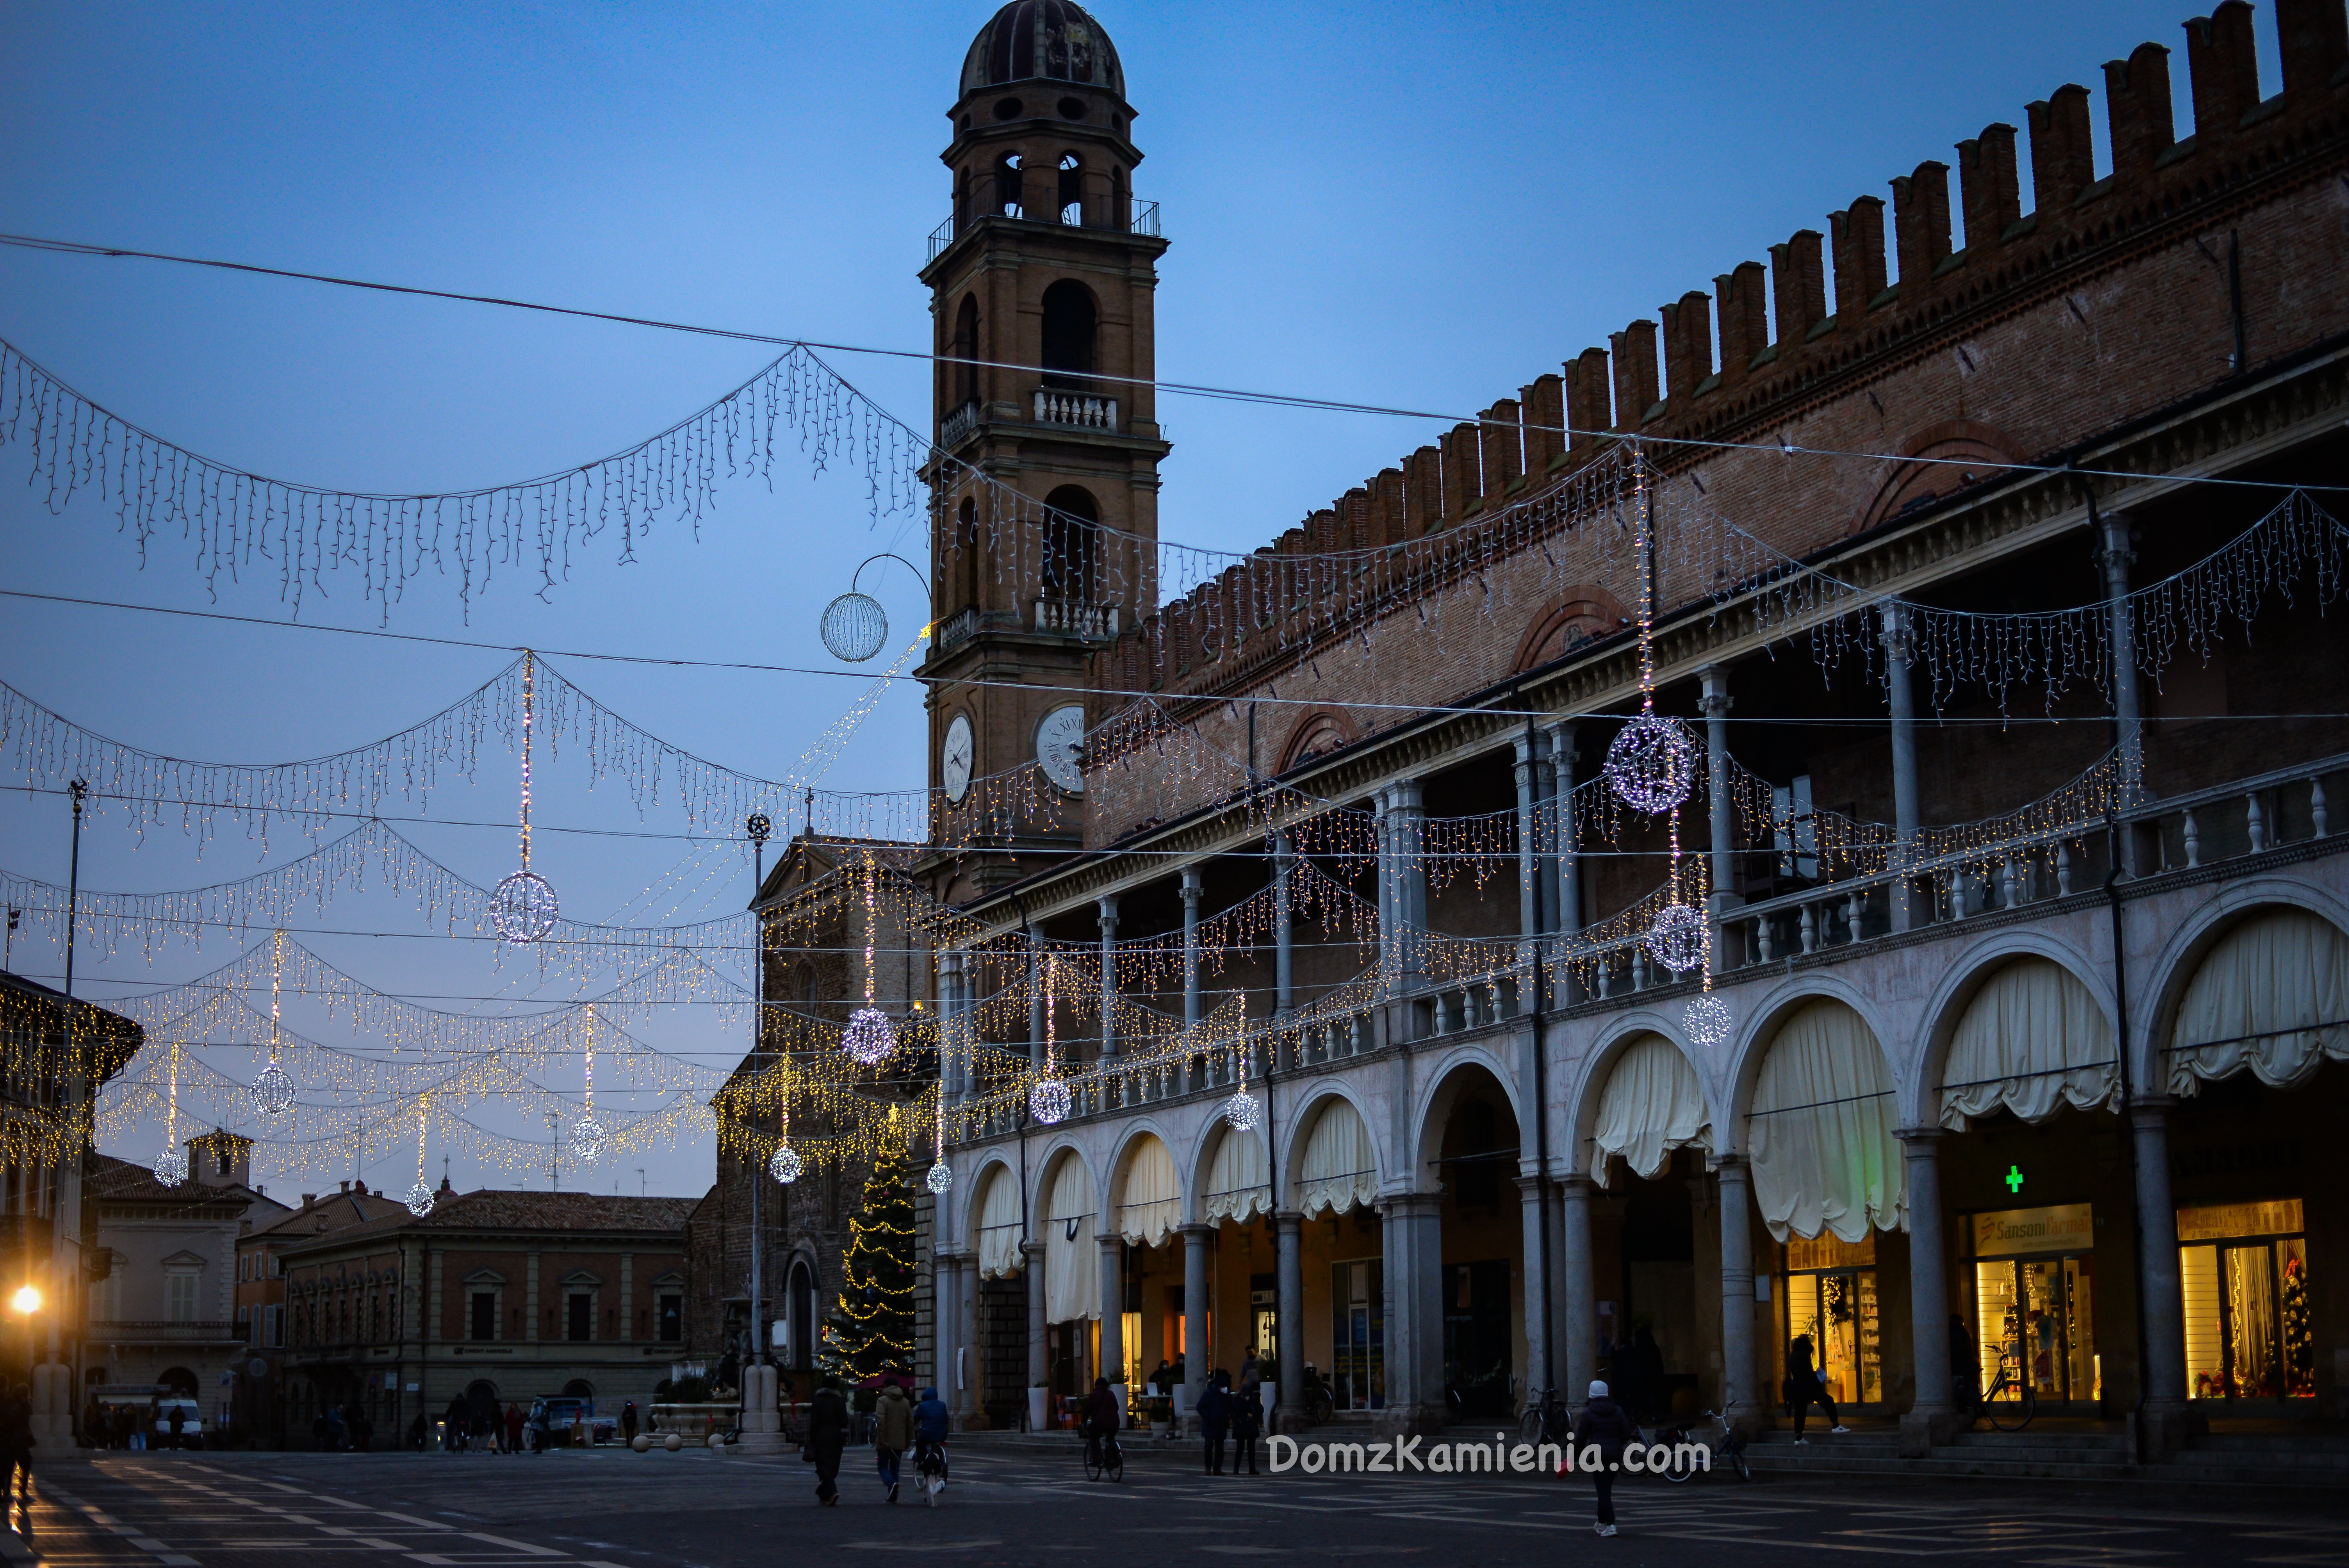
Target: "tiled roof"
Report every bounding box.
[246,1188,410,1240]
[87,1153,285,1213]
[273,1188,697,1253]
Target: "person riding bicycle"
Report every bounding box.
[1080,1376,1121,1472]
[912,1384,951,1499]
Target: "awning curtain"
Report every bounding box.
[1116,1134,1182,1247]
[1590,1032,1709,1187]
[1939,957,2116,1130]
[1298,1097,1378,1218]
[1043,1155,1098,1324]
[1201,1127,1270,1224]
[1749,998,1907,1244]
[975,1165,1024,1279]
[2170,909,2349,1095]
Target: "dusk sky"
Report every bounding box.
[0,1,2240,1198]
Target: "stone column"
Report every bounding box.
[1560,1175,1597,1401]
[1699,666,1741,956]
[1881,604,1923,930]
[1390,780,1428,990]
[1273,833,1296,1017]
[1715,1157,1760,1425]
[1374,786,1396,997]
[932,1250,960,1411]
[1275,1210,1305,1424]
[2132,1096,2195,1456]
[1181,1222,1214,1422]
[1097,894,1119,1058]
[1098,1233,1126,1402]
[1536,722,1565,936]
[1895,1129,1959,1456]
[1513,732,1542,948]
[1377,1193,1447,1436]
[955,1255,982,1427]
[1027,932,1045,1056]
[2102,507,2143,803]
[1515,1175,1552,1402]
[1181,868,1204,1029]
[939,950,965,1096]
[1024,1239,1049,1413]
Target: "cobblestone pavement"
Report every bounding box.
[0,1439,2341,1568]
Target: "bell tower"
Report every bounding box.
[918,1,1169,898]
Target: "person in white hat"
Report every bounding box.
[1574,1379,1636,1537]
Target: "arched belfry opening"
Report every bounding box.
[1040,280,1096,387]
[1043,485,1099,602]
[952,294,981,408]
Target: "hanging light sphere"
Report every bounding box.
[405,1180,436,1218]
[769,1144,803,1184]
[820,592,889,663]
[491,869,560,945]
[1029,1078,1071,1126]
[250,1061,298,1119]
[570,1114,606,1164]
[926,1160,954,1195]
[1604,713,1697,814]
[841,1007,897,1066]
[1643,902,1711,974]
[152,1144,189,1188]
[1222,1089,1261,1132]
[1685,992,1736,1049]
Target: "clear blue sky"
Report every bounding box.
[0,1,2236,1197]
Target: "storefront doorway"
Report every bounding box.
[1331,1258,1383,1410]
[1968,1203,2098,1410]
[2180,1198,2312,1404]
[1782,1232,1882,1408]
[1442,1260,1512,1417]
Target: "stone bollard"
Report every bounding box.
[663,1433,683,1452]
[631,1434,651,1452]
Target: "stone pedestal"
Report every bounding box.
[731,1363,790,1455]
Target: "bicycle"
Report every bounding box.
[1978,1367,2037,1431]
[1082,1426,1125,1482]
[1296,1383,1335,1430]
[1517,1386,1571,1448]
[1658,1410,1749,1484]
[914,1438,950,1505]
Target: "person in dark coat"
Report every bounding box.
[807,1377,850,1506]
[2,1384,33,1523]
[1786,1334,1847,1442]
[1231,1377,1263,1475]
[1080,1376,1120,1472]
[1148,1359,1174,1395]
[1573,1379,1635,1538]
[620,1401,638,1445]
[1196,1370,1233,1475]
[1950,1315,1980,1415]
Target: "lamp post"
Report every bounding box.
[745,813,772,1368]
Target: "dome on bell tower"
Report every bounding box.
[961,1,1125,100]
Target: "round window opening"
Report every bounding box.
[1057,96,1086,121]
[993,96,1024,121]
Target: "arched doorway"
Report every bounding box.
[787,1258,816,1372]
[1425,1065,1522,1420]
[1586,1031,1714,1421]
[1292,1094,1382,1413]
[1110,1133,1180,1393]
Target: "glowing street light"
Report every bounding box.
[9,1286,39,1316]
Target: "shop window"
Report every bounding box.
[1966,1203,2098,1408]
[470,1292,496,1342]
[2179,1199,2311,1401]
[1330,1258,1384,1411]
[1783,1231,1881,1406]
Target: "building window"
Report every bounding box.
[166,1270,200,1324]
[657,1295,682,1344]
[265,1304,284,1349]
[470,1292,496,1343]
[567,1293,592,1343]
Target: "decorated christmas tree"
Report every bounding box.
[818,1127,918,1380]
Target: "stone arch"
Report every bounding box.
[959,1148,1023,1248]
[1030,1137,1097,1235]
[1563,1009,1706,1179]
[1409,1043,1526,1191]
[1513,587,1630,674]
[1854,419,2028,535]
[1188,1115,1273,1228]
[2137,879,2349,1095]
[1720,974,1902,1158]
[1281,1081,1384,1213]
[1907,928,2117,1131]
[1039,276,1099,383]
[1277,707,1359,773]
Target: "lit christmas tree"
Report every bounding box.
[818,1126,917,1380]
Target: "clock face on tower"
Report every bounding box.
[941,713,974,804]
[1035,704,1087,794]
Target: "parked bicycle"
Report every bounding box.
[1517,1385,1572,1448]
[1976,1366,2037,1431]
[1657,1410,1750,1483]
[1296,1381,1335,1429]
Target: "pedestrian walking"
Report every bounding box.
[1573,1379,1635,1538]
[504,1403,524,1454]
[620,1401,638,1446]
[1785,1334,1847,1443]
[1197,1370,1232,1475]
[911,1387,951,1507]
[872,1381,914,1504]
[1231,1377,1262,1475]
[806,1377,849,1506]
[527,1399,550,1455]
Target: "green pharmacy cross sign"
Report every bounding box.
[2005,1164,2025,1194]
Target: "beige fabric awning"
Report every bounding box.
[2170,909,2349,1095]
[975,1164,1024,1279]
[1043,1156,1097,1323]
[1749,998,1906,1244]
[1939,957,2115,1131]
[1201,1127,1270,1225]
[1116,1134,1182,1247]
[1590,1032,1709,1187]
[1298,1097,1377,1218]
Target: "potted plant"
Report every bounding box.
[1146,1394,1172,1438]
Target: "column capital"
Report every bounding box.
[1273,1208,1305,1230]
[1558,1171,1597,1196]
[1378,1190,1442,1217]
[1711,1152,1750,1178]
[1097,893,1119,926]
[1178,1221,1218,1242]
[1021,1239,1049,1262]
[2128,1093,2178,1126]
[1180,865,1203,901]
[1893,1126,1949,1149]
[1697,663,1733,713]
[1094,1231,1125,1252]
[1388,777,1424,813]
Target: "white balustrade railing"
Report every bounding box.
[1034,598,1119,639]
[1032,388,1119,431]
[939,399,982,447]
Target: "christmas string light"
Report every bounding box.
[1029,955,1069,1126]
[406,1096,435,1215]
[492,652,559,945]
[251,927,298,1118]
[570,1003,604,1164]
[840,853,895,1066]
[152,1041,188,1187]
